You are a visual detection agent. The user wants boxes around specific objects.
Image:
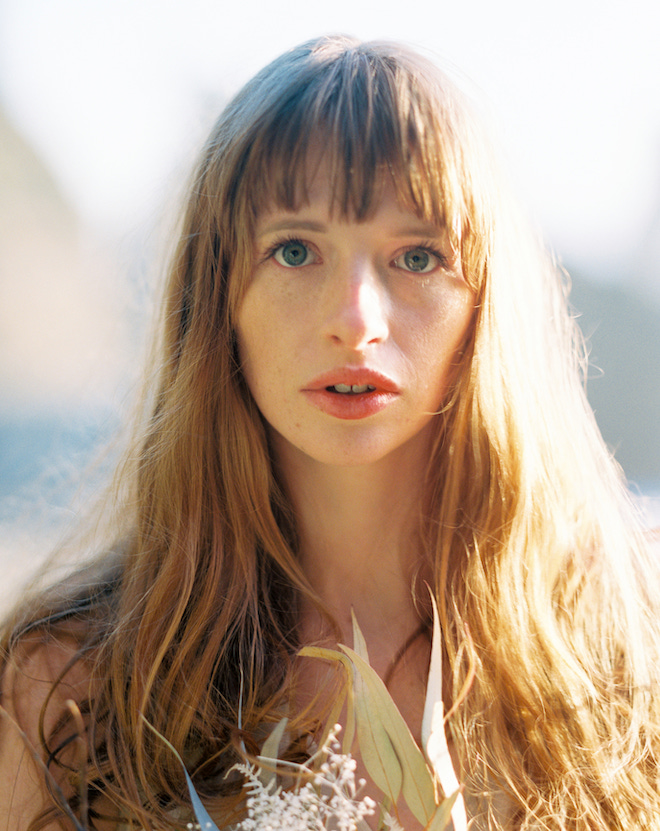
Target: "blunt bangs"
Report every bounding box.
[235,39,469,243]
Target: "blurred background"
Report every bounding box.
[1,0,659,595]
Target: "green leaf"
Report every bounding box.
[257,717,289,789]
[298,645,356,754]
[426,789,461,831]
[304,636,404,804]
[351,608,370,660]
[350,652,404,805]
[141,715,220,831]
[347,612,405,803]
[300,621,465,829]
[340,642,437,825]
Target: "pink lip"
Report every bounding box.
[302,367,400,420]
[303,367,400,393]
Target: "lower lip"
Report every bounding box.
[303,389,398,419]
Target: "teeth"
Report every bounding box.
[330,383,376,394]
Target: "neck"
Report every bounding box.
[272,432,431,670]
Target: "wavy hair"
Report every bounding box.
[3,35,660,830]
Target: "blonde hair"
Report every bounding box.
[3,35,660,830]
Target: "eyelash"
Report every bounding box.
[403,241,448,270]
[263,236,309,263]
[262,236,448,271]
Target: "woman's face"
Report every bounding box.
[235,170,475,471]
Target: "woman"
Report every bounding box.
[1,35,659,830]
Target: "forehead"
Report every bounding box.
[255,171,448,241]
[253,148,450,233]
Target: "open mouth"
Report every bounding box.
[326,384,377,395]
[304,375,396,419]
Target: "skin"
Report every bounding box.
[0,636,116,831]
[238,176,474,474]
[236,170,475,604]
[237,171,475,829]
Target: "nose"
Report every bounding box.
[322,258,389,349]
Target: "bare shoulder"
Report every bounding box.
[0,630,92,830]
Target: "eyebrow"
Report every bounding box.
[393,223,445,238]
[257,219,328,237]
[256,218,445,239]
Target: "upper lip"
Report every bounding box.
[303,367,400,393]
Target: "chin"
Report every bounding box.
[272,424,433,471]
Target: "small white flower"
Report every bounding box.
[226,728,390,831]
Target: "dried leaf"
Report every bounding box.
[421,593,444,755]
[422,592,468,831]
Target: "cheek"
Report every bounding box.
[235,297,267,395]
[235,292,293,413]
[418,285,474,344]
[415,290,474,387]
[443,293,474,352]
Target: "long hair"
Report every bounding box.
[2,35,659,830]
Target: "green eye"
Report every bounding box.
[275,241,311,267]
[402,249,432,272]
